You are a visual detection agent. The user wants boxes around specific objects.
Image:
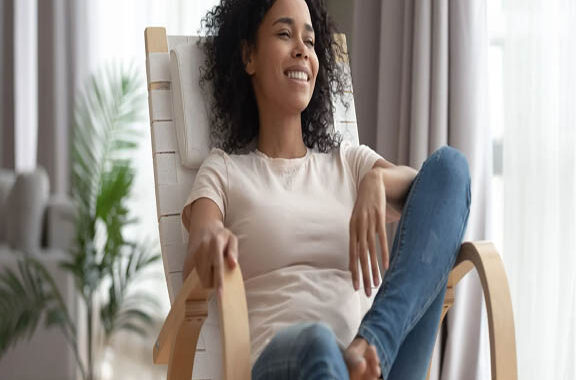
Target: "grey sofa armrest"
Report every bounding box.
[45,196,75,252]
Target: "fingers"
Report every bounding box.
[366,345,381,378]
[349,222,359,291]
[358,225,372,297]
[211,235,226,296]
[344,340,380,380]
[377,214,389,271]
[196,236,212,288]
[225,232,238,269]
[351,211,383,297]
[367,219,380,287]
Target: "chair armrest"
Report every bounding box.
[448,241,518,380]
[154,263,251,380]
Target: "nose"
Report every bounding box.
[292,39,309,60]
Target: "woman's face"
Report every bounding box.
[243,0,319,116]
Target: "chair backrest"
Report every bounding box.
[145,27,359,304]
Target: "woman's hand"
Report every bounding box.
[183,225,238,296]
[349,168,390,297]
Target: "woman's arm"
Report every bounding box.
[371,159,418,220]
[350,158,418,293]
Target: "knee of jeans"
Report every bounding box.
[427,146,471,198]
[298,322,338,354]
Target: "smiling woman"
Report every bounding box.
[198,0,349,155]
[241,0,320,159]
[180,0,471,379]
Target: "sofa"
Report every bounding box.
[0,168,79,380]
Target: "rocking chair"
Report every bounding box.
[144,27,518,380]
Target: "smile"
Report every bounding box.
[285,71,309,82]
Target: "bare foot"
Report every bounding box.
[344,337,382,380]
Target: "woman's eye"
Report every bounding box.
[278,32,290,38]
[306,40,315,47]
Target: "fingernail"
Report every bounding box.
[354,280,359,290]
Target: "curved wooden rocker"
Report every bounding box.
[432,241,518,380]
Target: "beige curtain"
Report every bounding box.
[37,0,90,195]
[0,0,15,170]
[351,0,491,378]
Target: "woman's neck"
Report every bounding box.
[257,112,307,159]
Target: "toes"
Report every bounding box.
[366,345,381,378]
[351,360,367,380]
[345,353,367,380]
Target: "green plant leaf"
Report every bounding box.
[0,258,76,361]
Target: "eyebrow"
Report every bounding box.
[272,17,314,33]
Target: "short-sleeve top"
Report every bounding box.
[183,141,384,367]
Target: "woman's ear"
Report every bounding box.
[241,40,255,76]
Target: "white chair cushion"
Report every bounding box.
[169,38,212,169]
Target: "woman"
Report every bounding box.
[181,0,471,379]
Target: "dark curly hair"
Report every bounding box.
[198,0,350,154]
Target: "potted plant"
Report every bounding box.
[0,63,161,380]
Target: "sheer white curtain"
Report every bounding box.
[14,0,37,172]
[501,0,576,378]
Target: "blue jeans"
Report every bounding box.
[252,146,471,380]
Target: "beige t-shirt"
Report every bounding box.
[184,140,384,367]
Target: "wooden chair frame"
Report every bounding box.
[144,27,518,380]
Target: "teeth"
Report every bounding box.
[287,71,308,81]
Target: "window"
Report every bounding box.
[488,0,504,252]
[487,0,576,378]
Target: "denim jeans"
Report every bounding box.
[251,146,471,380]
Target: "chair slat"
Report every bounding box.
[150,90,173,121]
[159,215,186,245]
[148,52,171,82]
[333,90,357,124]
[335,121,359,145]
[162,242,188,274]
[152,121,178,153]
[157,183,190,216]
[156,153,178,185]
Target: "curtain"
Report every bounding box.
[37,0,90,195]
[0,0,15,169]
[0,0,38,172]
[0,0,87,192]
[351,1,491,378]
[502,0,576,378]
